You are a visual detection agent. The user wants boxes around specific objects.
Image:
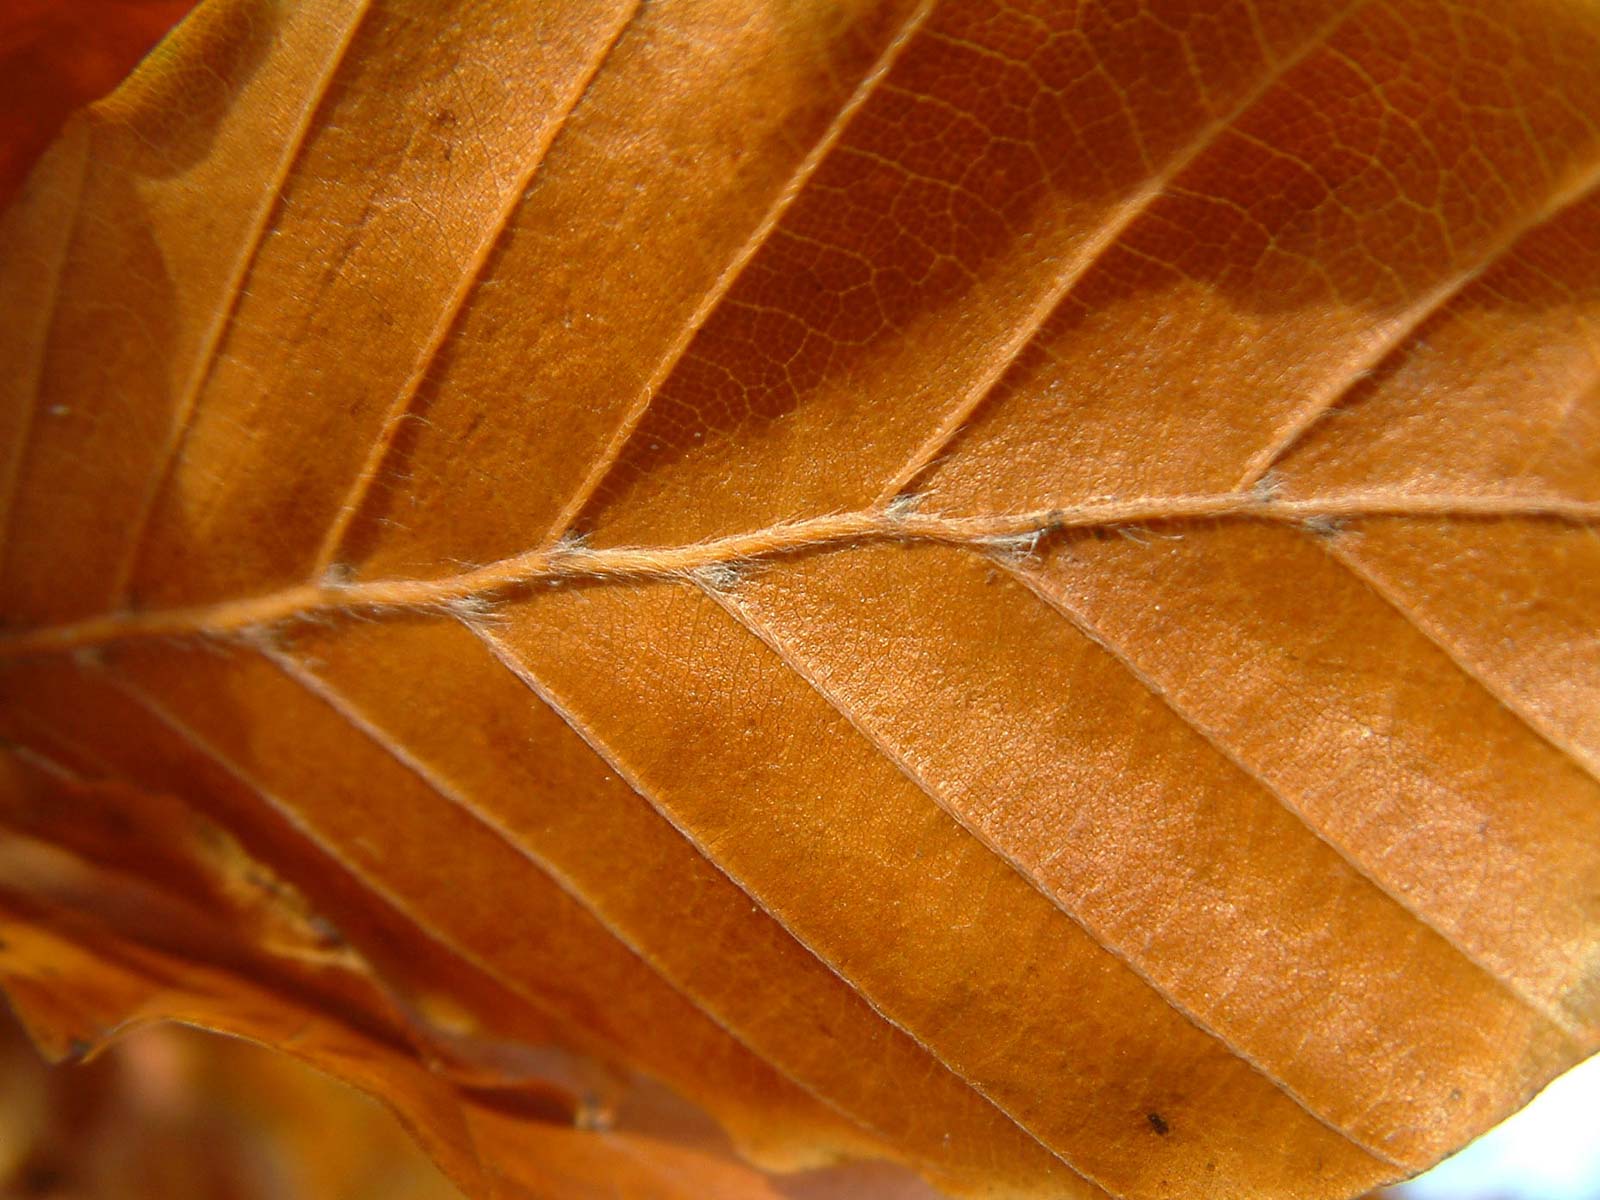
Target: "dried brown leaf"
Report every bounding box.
[2,2,1599,1198]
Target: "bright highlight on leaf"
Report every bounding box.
[1,1,1598,1198]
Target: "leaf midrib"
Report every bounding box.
[2,491,1593,661]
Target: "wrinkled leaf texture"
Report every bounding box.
[2,0,1599,1197]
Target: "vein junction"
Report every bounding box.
[4,490,1595,660]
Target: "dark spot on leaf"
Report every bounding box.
[18,1160,64,1195]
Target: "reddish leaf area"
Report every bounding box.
[0,1,195,208]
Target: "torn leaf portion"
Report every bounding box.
[0,987,464,1200]
[0,875,849,1200]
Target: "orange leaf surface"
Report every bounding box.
[2,1,1599,1197]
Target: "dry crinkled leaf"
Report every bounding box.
[0,983,465,1200]
[0,873,799,1200]
[1,0,1599,1197]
